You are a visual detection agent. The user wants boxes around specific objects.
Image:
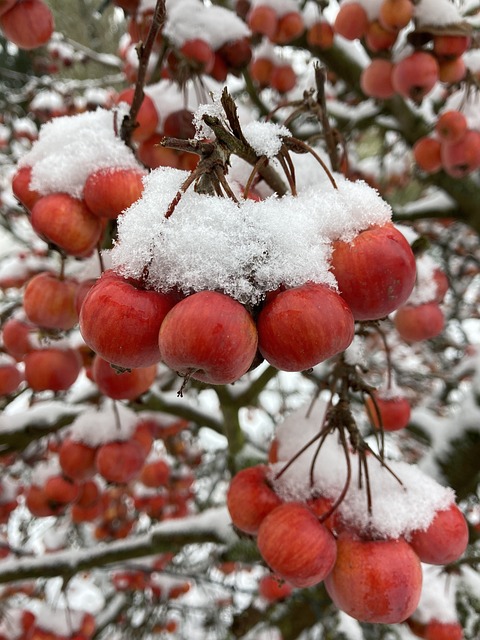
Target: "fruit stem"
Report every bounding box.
[120,0,166,147]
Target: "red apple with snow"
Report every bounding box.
[257,282,354,371]
[79,269,177,369]
[158,290,258,385]
[408,503,469,565]
[116,88,159,142]
[331,224,416,321]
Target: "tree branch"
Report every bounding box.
[0,508,233,584]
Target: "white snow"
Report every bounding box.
[19,107,143,199]
[406,253,441,306]
[110,165,392,305]
[415,0,463,27]
[243,121,291,158]
[164,0,250,49]
[270,399,455,539]
[66,403,140,447]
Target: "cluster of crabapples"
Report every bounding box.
[226,462,469,625]
[8,131,447,396]
[340,0,472,101]
[78,220,419,387]
[414,109,480,178]
[2,410,197,540]
[0,608,96,640]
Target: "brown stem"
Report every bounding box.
[314,63,341,173]
[284,136,338,190]
[120,0,166,147]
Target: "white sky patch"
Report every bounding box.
[270,400,455,539]
[164,0,250,49]
[110,166,391,304]
[19,107,142,199]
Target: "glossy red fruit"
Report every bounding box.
[331,224,416,321]
[270,64,296,93]
[258,574,293,601]
[325,533,422,623]
[11,165,42,210]
[441,129,480,178]
[408,503,469,565]
[257,283,354,371]
[392,52,439,102]
[91,355,157,400]
[1,317,34,360]
[361,59,395,99]
[394,302,445,342]
[24,347,82,391]
[257,502,337,588]
[0,360,23,395]
[158,290,258,385]
[366,392,411,431]
[30,193,103,258]
[83,167,146,219]
[59,438,98,481]
[425,620,464,640]
[0,0,54,50]
[247,5,278,39]
[116,88,159,142]
[379,0,413,32]
[139,459,170,488]
[23,272,79,331]
[95,440,146,484]
[435,111,468,144]
[227,465,282,534]
[413,137,442,173]
[334,2,368,40]
[180,38,215,74]
[79,269,177,369]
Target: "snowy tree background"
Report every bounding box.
[0,0,479,638]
